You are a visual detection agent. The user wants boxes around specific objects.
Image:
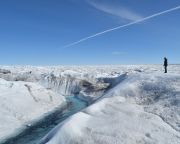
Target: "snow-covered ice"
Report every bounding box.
[39,65,180,144]
[0,65,180,144]
[0,78,66,142]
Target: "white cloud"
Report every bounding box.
[87,0,143,21]
[63,5,180,48]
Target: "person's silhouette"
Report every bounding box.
[164,57,168,73]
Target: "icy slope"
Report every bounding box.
[0,67,123,101]
[0,78,66,142]
[40,73,180,144]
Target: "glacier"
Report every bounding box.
[0,78,66,142]
[0,65,180,144]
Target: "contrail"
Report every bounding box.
[63,5,180,48]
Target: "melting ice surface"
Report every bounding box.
[3,96,88,144]
[1,65,180,144]
[40,73,180,144]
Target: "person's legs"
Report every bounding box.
[165,66,167,73]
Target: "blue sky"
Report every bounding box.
[0,0,180,65]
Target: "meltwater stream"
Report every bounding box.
[3,96,88,144]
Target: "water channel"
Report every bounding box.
[2,96,88,144]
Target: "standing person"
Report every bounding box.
[164,57,168,73]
